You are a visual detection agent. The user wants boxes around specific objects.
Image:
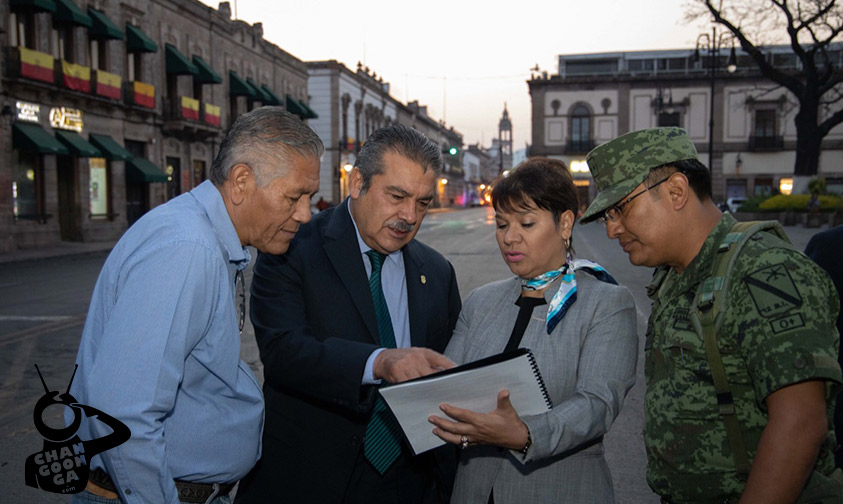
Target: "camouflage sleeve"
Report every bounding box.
[729,243,842,408]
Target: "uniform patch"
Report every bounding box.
[769,313,805,334]
[672,307,693,331]
[744,264,802,318]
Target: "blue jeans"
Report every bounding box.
[71,489,233,504]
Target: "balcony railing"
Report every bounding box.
[567,138,596,154]
[748,135,784,151]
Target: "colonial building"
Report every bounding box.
[2,0,314,253]
[307,61,465,207]
[528,47,843,207]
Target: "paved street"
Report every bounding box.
[0,206,829,503]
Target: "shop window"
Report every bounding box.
[754,177,774,196]
[89,157,111,217]
[12,151,44,219]
[826,178,843,195]
[193,160,206,187]
[9,10,37,49]
[166,157,181,200]
[726,179,747,199]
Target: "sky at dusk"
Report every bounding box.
[198,0,714,150]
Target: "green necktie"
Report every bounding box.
[363,250,403,475]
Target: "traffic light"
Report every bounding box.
[448,146,458,156]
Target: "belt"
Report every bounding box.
[89,468,235,503]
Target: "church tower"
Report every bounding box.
[498,103,513,173]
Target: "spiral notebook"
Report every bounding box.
[378,348,552,455]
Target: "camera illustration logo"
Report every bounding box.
[24,364,130,494]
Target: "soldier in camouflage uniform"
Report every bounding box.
[581,127,842,503]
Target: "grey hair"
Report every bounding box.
[210,106,324,186]
[354,124,442,193]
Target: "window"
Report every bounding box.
[12,151,44,219]
[52,24,77,62]
[750,108,782,150]
[755,109,776,138]
[126,52,143,82]
[9,10,37,49]
[89,157,110,216]
[570,104,592,153]
[658,112,681,127]
[166,157,181,200]
[628,59,654,73]
[90,39,107,70]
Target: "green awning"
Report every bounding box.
[285,95,306,116]
[10,0,56,13]
[248,78,272,103]
[87,8,123,40]
[260,85,283,106]
[13,122,69,155]
[126,157,168,183]
[193,56,222,85]
[54,130,101,157]
[126,24,157,53]
[89,133,131,161]
[165,44,198,75]
[54,0,92,27]
[229,71,257,98]
[300,100,318,119]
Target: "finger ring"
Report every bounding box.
[460,435,469,449]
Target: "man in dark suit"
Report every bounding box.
[236,124,461,504]
[805,225,843,468]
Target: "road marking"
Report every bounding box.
[0,315,78,321]
[0,314,86,348]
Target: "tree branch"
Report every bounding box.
[705,0,805,94]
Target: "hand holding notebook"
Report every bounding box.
[378,348,551,455]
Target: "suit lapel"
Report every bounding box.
[403,241,429,347]
[323,201,380,345]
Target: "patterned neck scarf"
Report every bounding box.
[520,257,618,334]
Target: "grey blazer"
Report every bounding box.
[444,271,638,503]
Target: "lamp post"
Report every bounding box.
[694,26,737,171]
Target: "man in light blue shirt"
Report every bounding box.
[70,107,324,504]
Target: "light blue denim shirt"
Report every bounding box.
[348,207,411,384]
[70,181,264,504]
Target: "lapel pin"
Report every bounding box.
[420,275,427,285]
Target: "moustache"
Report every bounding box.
[386,219,414,233]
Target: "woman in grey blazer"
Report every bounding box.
[429,158,638,503]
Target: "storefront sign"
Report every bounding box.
[16,101,40,123]
[49,107,84,132]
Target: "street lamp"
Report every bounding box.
[694,26,737,171]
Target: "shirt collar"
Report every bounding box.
[191,180,251,268]
[649,212,736,300]
[348,202,402,261]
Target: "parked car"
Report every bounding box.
[726,197,747,213]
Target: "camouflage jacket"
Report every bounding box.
[644,213,842,503]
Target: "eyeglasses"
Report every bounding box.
[597,175,673,228]
[235,269,245,334]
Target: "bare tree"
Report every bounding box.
[689,0,843,182]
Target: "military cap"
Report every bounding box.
[580,127,698,224]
